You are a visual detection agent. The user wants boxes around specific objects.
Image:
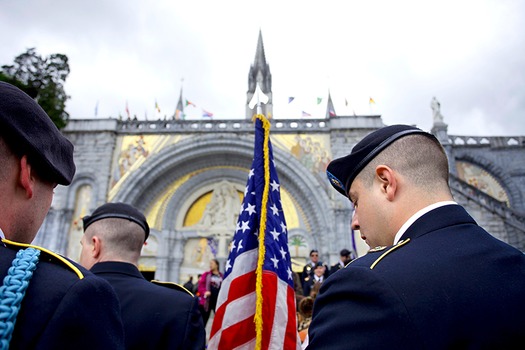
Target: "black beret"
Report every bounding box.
[0,81,75,185]
[83,202,150,241]
[326,124,438,197]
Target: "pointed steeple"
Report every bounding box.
[254,30,267,69]
[246,30,273,119]
[325,90,337,118]
[173,84,184,120]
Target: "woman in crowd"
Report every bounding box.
[197,258,223,326]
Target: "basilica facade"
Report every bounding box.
[36,33,525,284]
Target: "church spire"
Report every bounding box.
[325,90,337,118]
[246,29,273,119]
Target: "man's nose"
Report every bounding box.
[351,211,359,231]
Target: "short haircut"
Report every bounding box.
[357,134,449,189]
[85,218,145,259]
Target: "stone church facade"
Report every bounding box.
[35,33,525,284]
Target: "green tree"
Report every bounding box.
[290,235,307,257]
[0,48,70,129]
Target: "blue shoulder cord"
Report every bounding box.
[0,248,40,350]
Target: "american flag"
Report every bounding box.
[208,115,300,350]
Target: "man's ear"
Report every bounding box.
[375,165,397,201]
[92,236,103,259]
[19,155,35,199]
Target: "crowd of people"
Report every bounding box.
[1,80,525,349]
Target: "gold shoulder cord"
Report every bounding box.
[1,239,84,279]
[370,239,411,270]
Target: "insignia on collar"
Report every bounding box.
[368,245,388,253]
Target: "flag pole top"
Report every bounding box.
[249,83,269,116]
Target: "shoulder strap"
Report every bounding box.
[151,280,194,297]
[0,247,40,348]
[2,239,83,279]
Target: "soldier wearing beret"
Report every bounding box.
[301,249,329,296]
[306,124,525,349]
[0,81,124,349]
[80,202,206,350]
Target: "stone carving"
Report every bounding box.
[191,180,240,259]
[196,180,240,230]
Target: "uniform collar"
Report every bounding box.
[393,201,458,244]
[90,261,144,279]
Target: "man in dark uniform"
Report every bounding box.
[329,248,352,275]
[306,124,525,349]
[303,262,326,297]
[301,249,329,293]
[80,202,206,350]
[0,81,124,349]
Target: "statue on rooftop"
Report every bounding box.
[431,97,444,123]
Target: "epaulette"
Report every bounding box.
[151,280,194,296]
[1,239,84,279]
[370,239,411,269]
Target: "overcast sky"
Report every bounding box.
[2,0,524,136]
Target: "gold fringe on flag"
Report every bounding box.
[252,113,271,350]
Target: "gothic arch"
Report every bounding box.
[454,153,522,209]
[65,172,99,210]
[111,133,333,253]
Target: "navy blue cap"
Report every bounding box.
[0,81,75,185]
[83,202,150,241]
[326,124,438,197]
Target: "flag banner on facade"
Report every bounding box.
[208,114,299,350]
[369,97,375,104]
[174,109,182,120]
[155,99,161,113]
[302,111,312,117]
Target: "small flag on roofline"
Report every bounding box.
[186,99,196,107]
[202,109,213,118]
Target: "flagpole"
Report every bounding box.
[248,83,270,350]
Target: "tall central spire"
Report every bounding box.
[246,30,273,119]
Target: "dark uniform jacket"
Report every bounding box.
[307,205,525,349]
[0,240,125,349]
[91,261,206,350]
